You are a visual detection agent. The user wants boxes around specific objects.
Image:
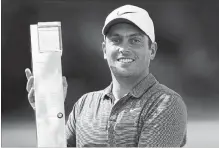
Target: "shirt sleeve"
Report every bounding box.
[65,102,77,147]
[65,94,88,147]
[138,93,187,147]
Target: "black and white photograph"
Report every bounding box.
[1,0,219,147]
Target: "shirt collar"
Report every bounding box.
[102,82,113,100]
[102,73,158,99]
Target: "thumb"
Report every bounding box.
[62,76,68,100]
[63,76,68,88]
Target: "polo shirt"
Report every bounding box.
[66,73,187,147]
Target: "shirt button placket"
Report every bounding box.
[108,114,117,146]
[107,95,129,146]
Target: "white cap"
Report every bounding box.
[102,5,155,42]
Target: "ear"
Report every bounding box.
[150,42,157,60]
[102,41,107,60]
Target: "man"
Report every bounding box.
[26,4,187,147]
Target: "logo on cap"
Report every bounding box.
[117,11,136,16]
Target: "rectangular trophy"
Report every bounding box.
[30,22,66,147]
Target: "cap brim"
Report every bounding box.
[102,18,142,36]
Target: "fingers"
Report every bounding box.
[25,68,34,92]
[28,88,35,109]
[25,68,32,80]
[26,76,34,92]
[28,88,35,103]
[25,68,35,110]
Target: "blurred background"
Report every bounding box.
[1,0,219,147]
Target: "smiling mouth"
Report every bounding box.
[117,58,135,63]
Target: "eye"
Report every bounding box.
[111,38,121,44]
[130,38,141,44]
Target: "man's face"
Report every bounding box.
[103,23,156,78]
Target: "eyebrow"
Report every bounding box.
[129,33,144,37]
[108,33,144,38]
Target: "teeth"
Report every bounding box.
[118,58,134,63]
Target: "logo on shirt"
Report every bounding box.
[129,108,141,113]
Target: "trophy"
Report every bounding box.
[30,22,66,147]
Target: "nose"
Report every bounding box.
[119,48,128,54]
[118,41,131,54]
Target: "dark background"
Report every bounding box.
[1,0,219,147]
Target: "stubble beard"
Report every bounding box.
[110,65,135,78]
